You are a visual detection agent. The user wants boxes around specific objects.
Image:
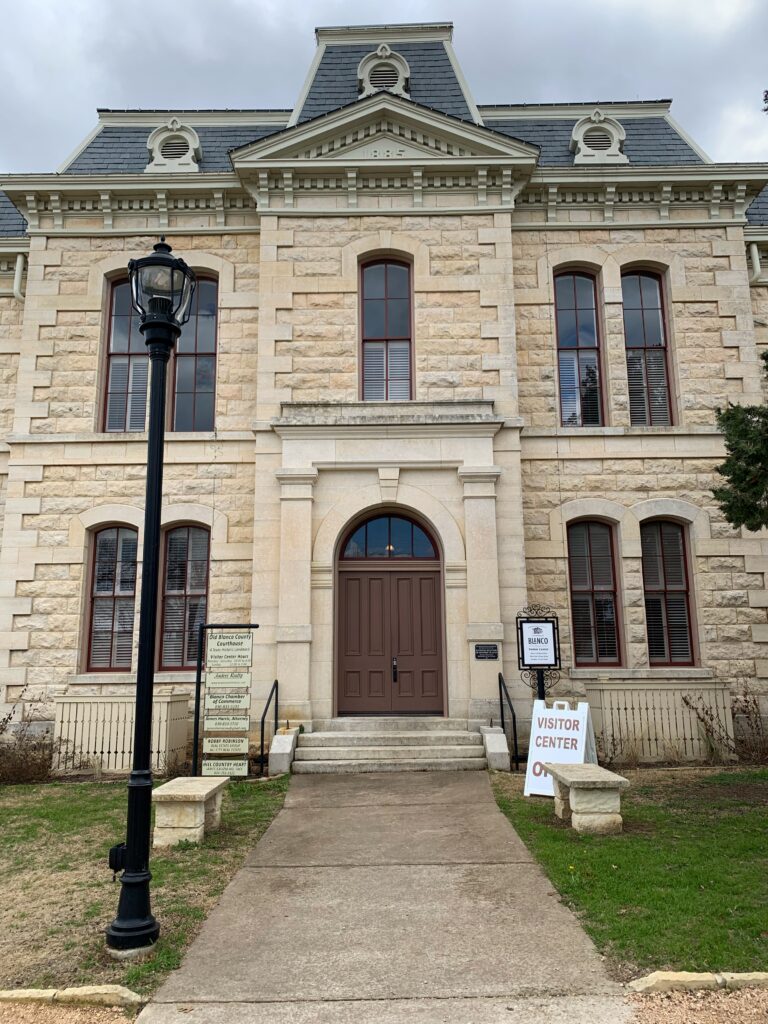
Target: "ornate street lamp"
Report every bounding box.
[106,239,195,953]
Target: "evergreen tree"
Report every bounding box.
[713,351,768,531]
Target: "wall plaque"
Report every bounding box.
[205,692,250,711]
[204,736,249,754]
[204,714,250,731]
[474,643,499,661]
[202,758,248,777]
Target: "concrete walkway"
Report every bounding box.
[138,773,634,1023]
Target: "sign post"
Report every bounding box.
[191,623,258,777]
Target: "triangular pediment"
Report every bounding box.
[230,93,539,168]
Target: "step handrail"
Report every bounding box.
[259,679,279,777]
[498,672,521,771]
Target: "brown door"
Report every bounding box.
[337,567,444,715]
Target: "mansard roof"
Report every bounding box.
[747,184,768,225]
[0,191,26,236]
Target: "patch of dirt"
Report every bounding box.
[0,1006,132,1024]
[631,987,768,1023]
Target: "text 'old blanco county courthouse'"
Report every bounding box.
[1,21,768,765]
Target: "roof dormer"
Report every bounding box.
[570,110,628,165]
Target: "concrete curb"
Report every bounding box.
[629,971,768,994]
[0,984,144,1007]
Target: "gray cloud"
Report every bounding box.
[1,0,766,172]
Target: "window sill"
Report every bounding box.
[568,667,714,681]
[66,671,197,687]
[523,426,720,438]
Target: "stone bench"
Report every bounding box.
[152,777,229,848]
[543,762,629,835]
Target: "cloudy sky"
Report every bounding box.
[1,0,767,172]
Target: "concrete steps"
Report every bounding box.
[292,720,487,774]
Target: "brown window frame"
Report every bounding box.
[554,271,605,427]
[359,258,413,401]
[86,525,138,672]
[567,519,622,667]
[169,274,218,433]
[159,525,210,670]
[340,513,439,561]
[640,519,695,666]
[621,270,674,426]
[102,279,149,433]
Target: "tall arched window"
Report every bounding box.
[621,271,672,426]
[567,520,621,665]
[172,277,218,431]
[104,276,218,433]
[87,526,138,670]
[160,526,210,669]
[361,260,412,400]
[640,520,693,664]
[555,272,603,426]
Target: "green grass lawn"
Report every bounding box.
[0,774,289,995]
[493,767,768,979]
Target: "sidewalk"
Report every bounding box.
[138,772,634,1023]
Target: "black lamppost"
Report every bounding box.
[106,239,195,953]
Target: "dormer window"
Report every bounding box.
[358,44,410,99]
[146,119,202,173]
[570,110,628,165]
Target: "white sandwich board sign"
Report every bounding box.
[524,700,597,797]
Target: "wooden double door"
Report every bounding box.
[337,566,444,715]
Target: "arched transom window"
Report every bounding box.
[361,260,412,401]
[341,515,437,560]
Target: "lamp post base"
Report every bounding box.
[105,941,157,962]
[105,867,160,951]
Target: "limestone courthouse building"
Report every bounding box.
[1,21,768,768]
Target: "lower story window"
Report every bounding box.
[567,520,621,665]
[640,520,693,665]
[88,526,138,670]
[160,526,210,669]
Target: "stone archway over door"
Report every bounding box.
[336,513,444,715]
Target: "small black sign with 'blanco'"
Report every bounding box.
[474,643,499,661]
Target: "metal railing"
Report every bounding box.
[498,672,521,771]
[259,679,279,777]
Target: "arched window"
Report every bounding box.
[361,260,412,401]
[103,276,218,433]
[341,514,438,559]
[554,272,603,426]
[87,526,138,670]
[160,526,210,669]
[172,277,217,431]
[567,520,621,665]
[640,520,693,664]
[621,271,672,426]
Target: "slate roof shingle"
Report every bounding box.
[0,191,26,237]
[747,184,768,226]
[489,117,704,166]
[299,41,472,123]
[65,124,284,175]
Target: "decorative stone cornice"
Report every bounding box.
[271,400,505,439]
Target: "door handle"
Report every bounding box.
[392,657,398,682]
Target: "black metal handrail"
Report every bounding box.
[259,679,279,777]
[498,672,521,771]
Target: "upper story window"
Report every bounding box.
[567,520,621,665]
[361,260,412,401]
[622,272,672,426]
[104,277,217,433]
[172,277,217,431]
[87,526,138,671]
[160,526,210,669]
[640,520,693,665]
[555,272,603,426]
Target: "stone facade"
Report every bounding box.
[0,21,767,754]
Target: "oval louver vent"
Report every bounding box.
[160,136,191,159]
[369,62,399,90]
[583,129,613,151]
